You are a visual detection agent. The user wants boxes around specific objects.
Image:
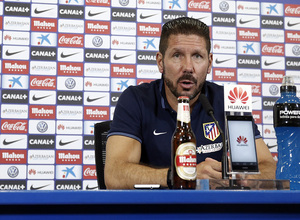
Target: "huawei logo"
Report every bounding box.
[237,136,248,144]
[228,87,249,104]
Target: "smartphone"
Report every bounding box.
[226,115,259,173]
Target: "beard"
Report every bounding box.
[162,67,205,101]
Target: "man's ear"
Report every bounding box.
[156,52,163,73]
[207,53,213,73]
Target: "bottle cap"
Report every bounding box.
[282,76,295,87]
[281,76,296,93]
[178,96,189,100]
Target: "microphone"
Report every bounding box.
[199,94,229,179]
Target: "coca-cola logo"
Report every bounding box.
[30,77,56,89]
[1,121,27,133]
[188,0,211,11]
[261,43,284,55]
[84,167,97,177]
[85,0,110,6]
[58,34,84,47]
[285,5,300,15]
[251,85,261,96]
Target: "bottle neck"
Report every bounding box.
[281,85,296,94]
[177,102,191,125]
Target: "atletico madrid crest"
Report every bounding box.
[203,122,220,141]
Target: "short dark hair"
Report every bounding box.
[159,17,211,56]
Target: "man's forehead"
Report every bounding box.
[166,35,207,49]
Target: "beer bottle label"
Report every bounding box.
[175,142,197,181]
[177,103,190,123]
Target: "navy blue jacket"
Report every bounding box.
[108,79,260,168]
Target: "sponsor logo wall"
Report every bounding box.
[0,0,299,190]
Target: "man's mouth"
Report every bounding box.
[179,80,195,89]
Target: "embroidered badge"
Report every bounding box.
[203,122,220,141]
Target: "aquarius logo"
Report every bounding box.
[228,87,249,104]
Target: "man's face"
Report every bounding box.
[157,34,212,101]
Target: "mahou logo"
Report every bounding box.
[58,62,83,76]
[137,23,161,36]
[85,21,110,34]
[1,120,28,134]
[30,76,56,90]
[31,18,57,32]
[213,68,236,81]
[261,43,284,56]
[285,4,300,17]
[84,107,109,120]
[29,105,56,119]
[56,151,82,164]
[58,34,84,48]
[228,87,249,104]
[2,60,29,74]
[237,136,248,144]
[83,166,97,180]
[0,150,27,164]
[237,28,260,41]
[285,31,300,43]
[262,70,284,83]
[111,64,136,78]
[188,0,211,11]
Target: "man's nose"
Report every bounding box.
[183,56,193,73]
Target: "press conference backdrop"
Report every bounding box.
[0,0,299,191]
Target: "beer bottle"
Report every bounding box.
[171,96,197,189]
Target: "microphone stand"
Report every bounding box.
[208,112,228,179]
[199,93,228,179]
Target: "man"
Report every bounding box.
[104,17,276,189]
